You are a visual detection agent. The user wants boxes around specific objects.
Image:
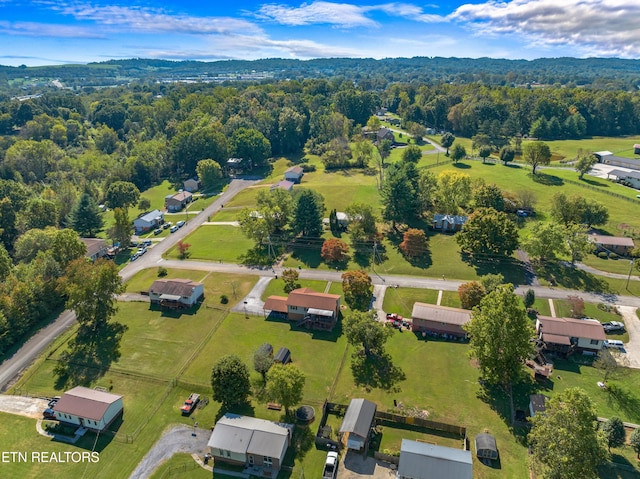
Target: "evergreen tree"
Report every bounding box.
[293,189,324,237]
[69,193,104,238]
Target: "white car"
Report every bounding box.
[604,339,624,349]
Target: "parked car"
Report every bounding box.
[604,339,624,349]
[603,321,625,332]
[137,247,147,256]
[43,408,56,419]
[176,220,186,228]
[130,253,140,262]
[181,393,200,415]
[170,225,179,233]
[142,239,153,247]
[162,222,172,229]
[48,396,60,408]
[322,451,339,479]
[153,228,163,235]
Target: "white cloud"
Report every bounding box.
[0,20,103,38]
[255,1,445,27]
[450,0,640,57]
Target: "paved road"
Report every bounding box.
[0,179,258,392]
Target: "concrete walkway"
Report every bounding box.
[548,299,557,317]
[620,306,640,369]
[372,284,387,322]
[437,290,443,306]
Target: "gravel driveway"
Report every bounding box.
[0,395,49,419]
[619,306,640,368]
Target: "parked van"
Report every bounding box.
[604,339,624,349]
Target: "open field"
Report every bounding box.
[165,225,254,263]
[521,136,640,161]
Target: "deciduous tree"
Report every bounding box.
[266,364,306,414]
[321,238,350,263]
[344,311,392,358]
[254,343,274,382]
[473,183,504,211]
[282,268,301,293]
[458,281,486,309]
[603,417,626,451]
[450,143,466,164]
[521,222,567,262]
[478,145,492,163]
[108,208,132,249]
[523,141,551,175]
[436,170,472,214]
[342,270,373,311]
[575,153,598,180]
[399,228,428,258]
[529,387,609,479]
[345,203,378,245]
[381,162,420,227]
[630,428,640,459]
[196,159,222,189]
[441,132,455,155]
[177,240,191,259]
[456,208,519,257]
[402,144,422,163]
[499,145,515,165]
[105,181,140,211]
[211,354,251,407]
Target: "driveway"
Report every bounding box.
[619,306,640,368]
[0,395,49,419]
[339,451,395,479]
[232,276,273,315]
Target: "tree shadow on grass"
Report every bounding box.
[606,384,640,423]
[387,228,432,269]
[581,177,610,187]
[215,402,255,423]
[452,162,472,169]
[54,321,128,389]
[534,261,613,294]
[239,245,278,267]
[351,351,405,391]
[460,252,525,286]
[530,173,564,186]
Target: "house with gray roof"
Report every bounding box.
[607,168,640,189]
[536,315,606,354]
[54,386,123,432]
[588,233,635,256]
[148,279,204,308]
[284,165,304,183]
[207,413,293,476]
[594,151,640,171]
[411,303,471,339]
[398,439,472,479]
[133,209,164,234]
[339,398,377,451]
[432,214,467,232]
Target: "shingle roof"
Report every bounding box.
[54,386,122,421]
[412,303,471,327]
[589,234,635,247]
[475,433,497,452]
[138,209,163,223]
[170,191,192,202]
[530,394,548,414]
[339,398,377,438]
[263,296,288,313]
[399,439,472,479]
[149,279,202,297]
[287,288,340,311]
[80,238,106,258]
[537,316,606,341]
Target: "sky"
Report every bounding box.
[1,0,639,66]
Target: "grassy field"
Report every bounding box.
[260,278,329,301]
[521,136,640,161]
[382,287,440,317]
[164,225,254,263]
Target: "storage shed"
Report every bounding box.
[475,433,498,461]
[274,347,291,365]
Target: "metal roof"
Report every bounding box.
[398,439,472,479]
[54,386,122,421]
[412,303,471,327]
[589,234,635,247]
[608,169,640,180]
[537,316,606,341]
[207,414,292,458]
[150,279,202,297]
[475,433,498,453]
[307,308,333,317]
[339,398,377,438]
[137,209,163,223]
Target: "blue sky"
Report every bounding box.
[1,0,639,66]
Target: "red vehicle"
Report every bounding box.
[181,393,200,415]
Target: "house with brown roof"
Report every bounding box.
[164,191,193,212]
[536,316,606,354]
[263,287,340,330]
[149,279,204,308]
[589,233,635,256]
[53,386,123,432]
[80,238,108,262]
[411,303,471,339]
[284,166,304,183]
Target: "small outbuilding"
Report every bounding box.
[475,433,498,461]
[183,177,201,192]
[270,180,294,191]
[339,398,377,452]
[284,166,304,183]
[529,394,548,417]
[398,439,472,479]
[274,347,291,365]
[432,214,467,232]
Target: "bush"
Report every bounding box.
[527,308,539,319]
[597,251,608,259]
[157,266,168,277]
[301,164,316,172]
[220,294,229,304]
[609,253,618,260]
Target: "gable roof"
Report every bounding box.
[287,288,340,311]
[475,433,497,452]
[412,303,471,327]
[285,165,304,175]
[339,398,377,438]
[137,209,163,223]
[608,169,640,180]
[80,238,106,258]
[588,234,635,247]
[263,296,288,313]
[529,394,548,414]
[537,316,606,341]
[54,386,122,421]
[149,279,202,297]
[399,439,472,479]
[207,413,291,459]
[272,180,294,191]
[433,214,468,225]
[169,191,192,202]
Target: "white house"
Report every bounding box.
[284,165,304,183]
[53,386,123,432]
[149,279,204,308]
[207,414,293,476]
[133,209,164,234]
[536,316,606,353]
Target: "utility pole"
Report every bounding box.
[267,235,275,261]
[626,259,635,290]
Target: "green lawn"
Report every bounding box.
[260,278,329,301]
[582,253,639,276]
[382,287,440,318]
[149,453,211,479]
[165,225,254,263]
[522,136,640,161]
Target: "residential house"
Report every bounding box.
[80,238,108,262]
[263,288,341,330]
[376,127,395,144]
[607,169,640,189]
[529,394,548,417]
[475,433,499,461]
[207,413,293,477]
[594,151,640,171]
[227,157,248,176]
[536,316,606,354]
[183,177,201,192]
[339,398,377,452]
[322,212,350,229]
[270,180,294,192]
[432,214,468,232]
[149,278,204,308]
[411,303,471,339]
[164,191,193,212]
[284,166,304,184]
[133,209,164,234]
[588,233,635,256]
[53,386,123,432]
[398,439,472,479]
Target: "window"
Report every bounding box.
[226,450,231,458]
[590,339,599,345]
[219,449,224,456]
[248,455,254,465]
[264,456,272,467]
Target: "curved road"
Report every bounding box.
[0,179,257,392]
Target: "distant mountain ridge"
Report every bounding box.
[2,56,640,90]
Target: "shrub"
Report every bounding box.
[567,295,585,318]
[598,251,608,259]
[524,288,536,308]
[301,164,316,172]
[609,253,618,260]
[220,294,229,304]
[157,266,168,277]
